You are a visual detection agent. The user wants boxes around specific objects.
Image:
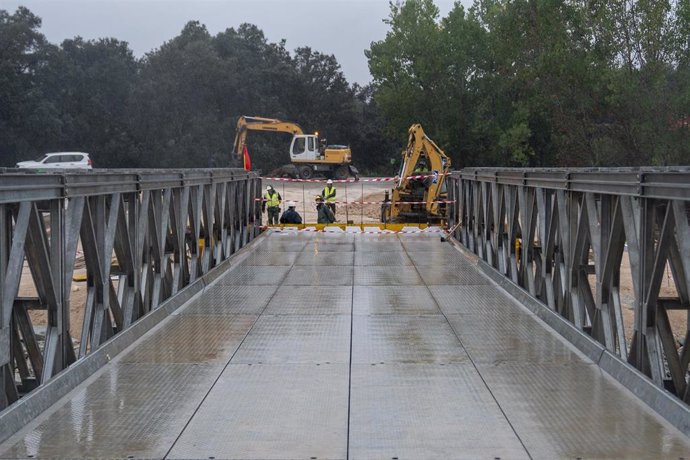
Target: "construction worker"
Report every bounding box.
[316,196,335,224]
[321,178,337,216]
[262,185,282,225]
[280,201,302,224]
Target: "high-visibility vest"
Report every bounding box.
[264,191,281,207]
[322,186,336,203]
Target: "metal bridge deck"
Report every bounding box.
[1,232,689,459]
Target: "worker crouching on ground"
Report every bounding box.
[316,196,336,224]
[321,179,337,216]
[262,185,282,225]
[280,201,302,224]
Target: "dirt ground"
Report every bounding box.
[18,179,687,357]
[19,259,88,347]
[618,253,686,348]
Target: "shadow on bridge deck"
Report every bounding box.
[1,231,688,459]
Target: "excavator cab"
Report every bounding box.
[289,135,321,161]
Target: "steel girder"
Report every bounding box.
[0,169,261,410]
[447,167,690,404]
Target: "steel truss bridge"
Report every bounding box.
[0,167,688,459]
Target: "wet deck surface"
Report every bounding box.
[1,231,689,459]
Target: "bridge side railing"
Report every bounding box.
[0,169,261,411]
[446,167,690,404]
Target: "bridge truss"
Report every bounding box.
[447,167,690,405]
[0,169,261,410]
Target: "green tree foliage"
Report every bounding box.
[367,0,690,167]
[292,47,357,143]
[130,21,227,168]
[367,0,447,140]
[41,37,139,167]
[0,7,53,166]
[350,83,400,173]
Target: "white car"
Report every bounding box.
[16,152,93,169]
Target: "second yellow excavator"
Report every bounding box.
[381,123,451,223]
[231,116,359,180]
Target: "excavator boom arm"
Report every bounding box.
[232,116,305,161]
[398,125,449,182]
[391,123,452,219]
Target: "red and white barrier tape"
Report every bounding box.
[255,198,455,205]
[265,226,447,235]
[261,172,449,183]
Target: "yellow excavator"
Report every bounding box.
[231,116,359,180]
[381,123,451,223]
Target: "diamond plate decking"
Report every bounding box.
[1,231,689,459]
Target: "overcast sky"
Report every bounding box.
[3,0,472,84]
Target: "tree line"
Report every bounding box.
[0,6,396,173]
[369,0,690,167]
[2,2,689,174]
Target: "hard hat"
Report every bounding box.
[266,185,272,191]
[315,195,324,201]
[327,179,333,184]
[288,201,296,208]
